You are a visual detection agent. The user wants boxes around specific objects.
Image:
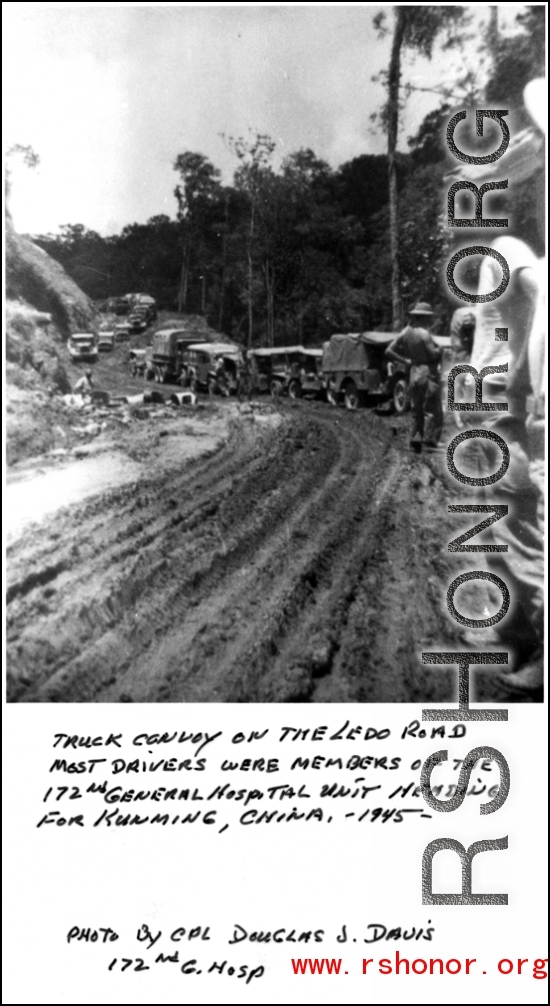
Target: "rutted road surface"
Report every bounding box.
[6,402,513,703]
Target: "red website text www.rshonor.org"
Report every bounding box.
[291,956,548,978]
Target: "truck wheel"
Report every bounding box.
[270,379,283,398]
[326,385,339,407]
[344,381,360,411]
[288,379,302,400]
[392,378,409,414]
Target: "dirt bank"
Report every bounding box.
[6,401,522,704]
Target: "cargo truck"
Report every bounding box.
[151,328,207,383]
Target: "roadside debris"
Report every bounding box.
[70,422,103,438]
[56,382,205,442]
[170,391,197,406]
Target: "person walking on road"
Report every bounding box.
[386,301,443,452]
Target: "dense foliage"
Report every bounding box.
[32,6,544,347]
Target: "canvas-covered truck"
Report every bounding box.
[287,347,325,399]
[247,346,308,397]
[322,331,452,412]
[151,328,207,383]
[183,342,243,395]
[248,348,288,396]
[322,331,411,412]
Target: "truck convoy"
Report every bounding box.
[104,293,158,320]
[143,327,450,408]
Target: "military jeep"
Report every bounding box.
[183,342,243,396]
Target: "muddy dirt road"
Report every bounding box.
[6,401,518,704]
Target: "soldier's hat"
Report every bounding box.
[409,301,434,317]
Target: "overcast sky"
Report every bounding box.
[4,3,525,236]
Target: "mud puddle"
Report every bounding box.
[6,415,230,542]
[6,403,534,705]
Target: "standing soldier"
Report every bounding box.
[386,301,443,452]
[237,352,253,400]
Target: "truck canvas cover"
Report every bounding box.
[323,330,451,371]
[299,347,323,357]
[154,330,207,355]
[187,342,241,358]
[249,345,305,358]
[323,332,394,372]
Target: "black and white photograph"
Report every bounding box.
[5,4,545,706]
[4,5,548,1005]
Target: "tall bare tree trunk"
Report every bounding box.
[269,279,274,348]
[218,195,229,330]
[247,249,253,349]
[178,253,185,313]
[298,250,304,343]
[218,245,226,331]
[388,8,405,331]
[263,261,275,347]
[247,201,255,349]
[198,236,208,314]
[178,234,190,313]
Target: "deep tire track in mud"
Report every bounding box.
[7,403,517,703]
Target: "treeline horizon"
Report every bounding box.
[31,5,544,348]
[31,138,453,346]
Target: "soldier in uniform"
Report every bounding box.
[386,301,443,451]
